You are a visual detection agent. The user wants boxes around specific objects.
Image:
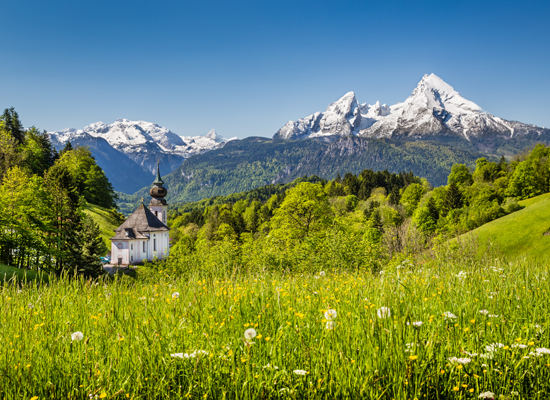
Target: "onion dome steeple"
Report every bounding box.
[149,161,167,202]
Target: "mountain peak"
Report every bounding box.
[415,73,458,97]
[408,73,483,114]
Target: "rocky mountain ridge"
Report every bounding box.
[50,119,234,175]
[274,74,548,143]
[49,120,235,193]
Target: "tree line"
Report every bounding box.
[162,144,550,275]
[0,108,119,277]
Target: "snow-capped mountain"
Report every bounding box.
[49,119,234,175]
[274,74,547,142]
[274,92,390,140]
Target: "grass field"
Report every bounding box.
[1,257,549,399]
[467,193,550,262]
[83,203,122,252]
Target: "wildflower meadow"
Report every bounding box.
[1,257,549,399]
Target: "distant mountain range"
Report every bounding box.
[49,119,235,193]
[274,73,548,144]
[50,74,550,202]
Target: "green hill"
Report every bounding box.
[0,263,46,282]
[468,192,550,262]
[83,203,123,252]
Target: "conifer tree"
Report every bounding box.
[0,107,24,144]
[73,215,107,277]
[388,186,401,206]
[444,182,463,211]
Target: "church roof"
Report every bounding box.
[110,204,169,241]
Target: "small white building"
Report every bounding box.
[110,163,170,265]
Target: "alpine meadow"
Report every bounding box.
[3,1,550,398]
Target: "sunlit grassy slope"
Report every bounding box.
[470,193,550,261]
[83,203,121,251]
[0,263,43,282]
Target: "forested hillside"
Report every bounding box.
[124,136,493,209]
[0,108,118,276]
[162,143,550,274]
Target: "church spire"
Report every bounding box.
[150,160,167,200]
[153,160,164,185]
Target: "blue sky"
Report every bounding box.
[2,0,549,138]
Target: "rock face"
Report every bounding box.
[274,73,548,143]
[49,119,235,193]
[274,91,370,140]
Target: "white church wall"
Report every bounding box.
[111,241,129,265]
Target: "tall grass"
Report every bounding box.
[1,256,549,399]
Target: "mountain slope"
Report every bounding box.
[49,132,153,194]
[49,120,234,193]
[83,203,123,252]
[360,74,548,141]
[124,136,495,206]
[467,193,550,261]
[274,73,550,152]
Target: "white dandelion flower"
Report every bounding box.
[377,307,391,319]
[28,303,34,309]
[71,331,84,341]
[324,309,337,321]
[319,271,326,277]
[244,328,257,342]
[485,343,505,353]
[511,344,528,349]
[456,271,467,279]
[293,369,307,376]
[448,357,471,365]
[172,292,180,299]
[479,309,489,315]
[443,311,457,320]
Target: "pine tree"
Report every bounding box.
[74,215,107,278]
[370,209,383,232]
[427,197,439,222]
[60,141,73,155]
[0,107,25,144]
[388,186,401,205]
[444,182,463,211]
[43,163,81,273]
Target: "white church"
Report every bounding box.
[110,163,170,265]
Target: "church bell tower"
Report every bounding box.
[149,161,168,224]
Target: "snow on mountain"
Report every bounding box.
[274,91,393,140]
[274,73,547,142]
[360,73,514,140]
[49,120,234,175]
[177,129,233,155]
